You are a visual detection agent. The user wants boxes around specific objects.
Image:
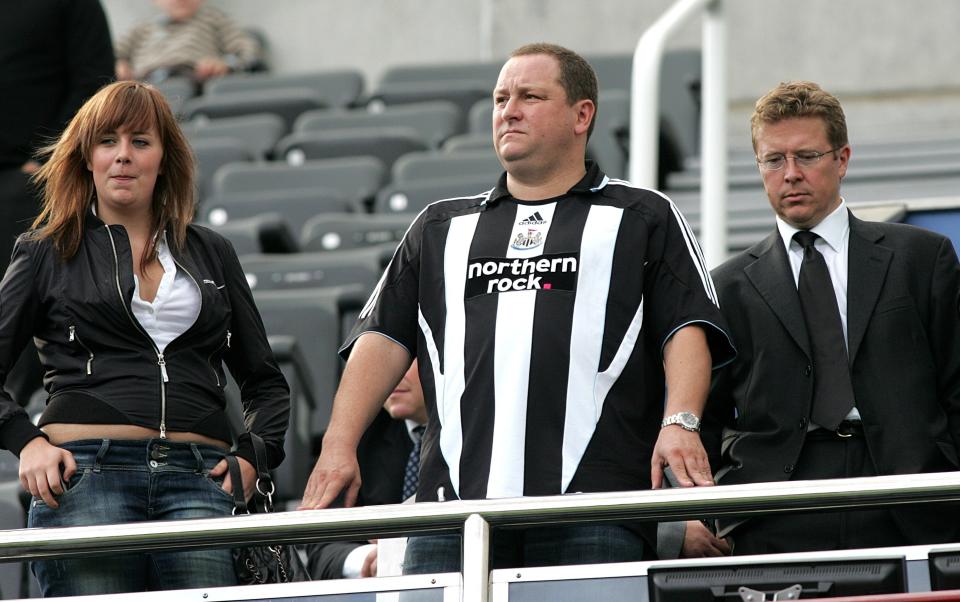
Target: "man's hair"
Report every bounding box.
[751,81,848,152]
[510,42,599,138]
[30,80,195,267]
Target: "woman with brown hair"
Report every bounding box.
[0,80,289,595]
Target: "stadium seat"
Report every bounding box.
[205,69,365,109]
[250,286,369,449]
[587,90,630,180]
[189,137,255,203]
[155,76,196,117]
[367,81,487,129]
[221,335,316,502]
[182,113,286,160]
[211,157,386,207]
[300,213,415,252]
[391,149,503,184]
[203,187,356,236]
[182,87,327,130]
[374,175,495,214]
[239,244,393,294]
[275,127,430,171]
[294,101,463,148]
[468,98,493,134]
[442,132,492,153]
[204,213,299,254]
[377,61,502,86]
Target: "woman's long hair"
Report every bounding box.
[30,81,195,267]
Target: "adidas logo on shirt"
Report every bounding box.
[518,212,547,226]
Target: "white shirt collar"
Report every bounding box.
[776,198,849,253]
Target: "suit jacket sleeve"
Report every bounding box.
[306,541,363,580]
[931,238,960,449]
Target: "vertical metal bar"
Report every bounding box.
[629,0,711,187]
[462,513,491,602]
[700,0,729,268]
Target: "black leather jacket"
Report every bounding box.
[0,213,289,468]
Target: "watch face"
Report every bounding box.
[680,413,698,428]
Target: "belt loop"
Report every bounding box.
[94,439,111,473]
[190,443,204,474]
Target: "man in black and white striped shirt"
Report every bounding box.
[301,43,735,569]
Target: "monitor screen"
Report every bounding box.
[648,559,905,601]
[930,552,960,590]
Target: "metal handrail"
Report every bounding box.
[2,471,958,562]
[630,0,728,267]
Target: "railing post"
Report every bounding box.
[462,513,490,602]
[700,0,728,267]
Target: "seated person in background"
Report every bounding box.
[115,0,261,84]
[306,360,427,579]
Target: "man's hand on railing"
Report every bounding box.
[298,441,362,509]
[19,437,77,509]
[651,427,714,489]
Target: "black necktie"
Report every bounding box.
[793,231,855,430]
[402,425,425,500]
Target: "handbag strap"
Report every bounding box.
[225,454,249,514]
[246,432,275,513]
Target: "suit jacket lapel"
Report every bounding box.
[743,231,811,358]
[846,213,892,364]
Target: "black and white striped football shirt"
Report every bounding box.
[342,163,735,502]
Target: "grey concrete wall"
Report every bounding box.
[100,0,960,100]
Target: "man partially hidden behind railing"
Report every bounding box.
[695,80,960,555]
[299,42,735,572]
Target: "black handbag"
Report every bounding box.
[226,434,309,584]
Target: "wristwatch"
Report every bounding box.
[661,411,701,432]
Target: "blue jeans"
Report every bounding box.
[27,439,238,596]
[403,524,645,574]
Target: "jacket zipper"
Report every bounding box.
[67,325,94,375]
[207,330,231,386]
[106,226,170,438]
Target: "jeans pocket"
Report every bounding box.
[202,474,236,502]
[31,469,91,509]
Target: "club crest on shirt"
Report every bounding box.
[511,228,543,250]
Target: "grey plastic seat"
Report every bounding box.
[155,76,196,117]
[378,61,502,86]
[294,101,463,149]
[182,113,286,160]
[251,285,368,443]
[587,90,631,180]
[203,187,356,236]
[182,87,327,130]
[239,244,394,294]
[300,213,415,252]
[205,69,364,109]
[203,213,299,254]
[275,127,430,172]
[212,157,386,206]
[190,137,255,203]
[442,132,492,153]
[374,175,495,215]
[367,81,488,128]
[468,98,493,134]
[392,150,502,184]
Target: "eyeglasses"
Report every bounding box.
[757,147,842,171]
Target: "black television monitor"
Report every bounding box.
[648,558,905,601]
[930,552,960,590]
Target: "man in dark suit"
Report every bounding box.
[693,81,960,555]
[306,360,427,579]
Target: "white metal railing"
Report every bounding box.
[630,0,728,268]
[2,472,960,601]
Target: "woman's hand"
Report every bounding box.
[18,437,77,509]
[210,455,257,502]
